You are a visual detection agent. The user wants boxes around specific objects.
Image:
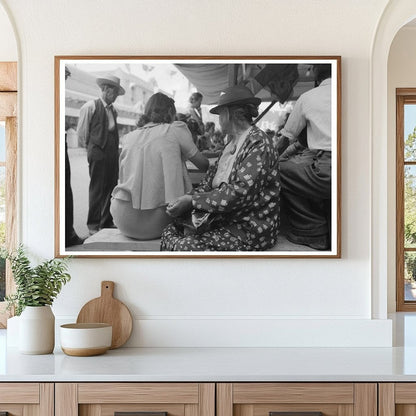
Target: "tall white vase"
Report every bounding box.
[19,306,55,354]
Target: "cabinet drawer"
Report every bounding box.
[56,383,215,416]
[78,383,200,404]
[379,383,416,415]
[218,383,376,416]
[0,383,39,403]
[0,383,53,416]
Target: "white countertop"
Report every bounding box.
[3,313,416,382]
[2,345,416,382]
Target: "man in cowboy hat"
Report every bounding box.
[77,74,125,235]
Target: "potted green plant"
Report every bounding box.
[4,245,71,354]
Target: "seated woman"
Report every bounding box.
[110,93,209,240]
[160,85,280,252]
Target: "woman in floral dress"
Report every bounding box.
[160,85,280,251]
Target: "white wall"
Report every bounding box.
[0,3,16,61]
[0,0,394,347]
[387,26,416,312]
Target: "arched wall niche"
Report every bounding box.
[371,0,416,318]
[386,12,416,312]
[0,0,18,61]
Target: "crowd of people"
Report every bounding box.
[67,64,332,252]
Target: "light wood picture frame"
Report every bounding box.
[55,56,341,258]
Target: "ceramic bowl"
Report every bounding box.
[60,323,112,356]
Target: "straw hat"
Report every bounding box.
[210,85,261,114]
[96,75,125,96]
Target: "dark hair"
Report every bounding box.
[228,103,259,124]
[190,92,203,102]
[205,121,215,132]
[187,118,202,136]
[213,129,223,139]
[313,64,331,84]
[65,66,71,80]
[140,92,176,125]
[136,114,147,127]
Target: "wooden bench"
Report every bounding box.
[82,229,161,251]
[79,228,314,252]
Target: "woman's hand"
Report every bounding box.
[166,195,193,217]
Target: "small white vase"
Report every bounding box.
[19,305,55,354]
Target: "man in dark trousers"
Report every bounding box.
[77,74,125,235]
[64,66,83,247]
[279,64,332,250]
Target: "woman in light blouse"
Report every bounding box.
[110,93,208,240]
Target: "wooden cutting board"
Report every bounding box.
[76,281,133,349]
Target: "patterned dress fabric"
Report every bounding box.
[160,126,280,251]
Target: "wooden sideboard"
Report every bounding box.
[2,382,416,416]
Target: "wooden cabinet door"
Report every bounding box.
[379,383,416,416]
[55,383,215,416]
[217,383,377,416]
[0,383,53,415]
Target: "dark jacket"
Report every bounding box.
[87,99,119,149]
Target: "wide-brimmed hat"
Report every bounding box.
[254,64,299,104]
[96,75,125,96]
[210,85,261,114]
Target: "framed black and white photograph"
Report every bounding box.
[55,56,341,258]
